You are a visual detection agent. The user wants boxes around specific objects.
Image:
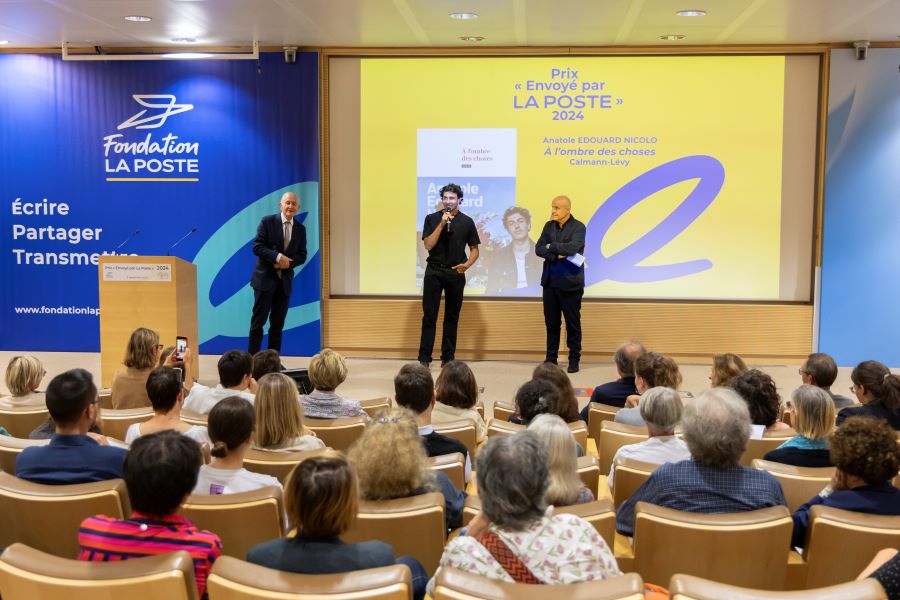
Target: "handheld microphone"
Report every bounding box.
[115,229,140,251]
[167,227,197,256]
[444,207,452,232]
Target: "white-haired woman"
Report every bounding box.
[427,433,619,594]
[608,387,691,487]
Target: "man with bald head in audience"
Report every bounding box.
[536,195,586,373]
[581,340,646,419]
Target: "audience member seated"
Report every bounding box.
[111,327,180,409]
[790,416,900,548]
[247,453,428,600]
[763,385,834,468]
[125,363,211,446]
[528,414,594,505]
[253,373,325,452]
[157,346,175,367]
[800,352,855,409]
[251,349,283,382]
[16,369,126,484]
[193,396,282,495]
[394,363,471,481]
[616,388,786,536]
[78,431,222,598]
[608,387,691,488]
[859,548,900,599]
[731,369,792,437]
[581,340,645,418]
[300,348,367,419]
[183,350,256,414]
[348,407,466,530]
[614,352,683,427]
[511,379,561,425]
[532,362,581,423]
[427,433,619,594]
[839,360,900,429]
[0,354,46,408]
[709,352,748,387]
[432,360,486,442]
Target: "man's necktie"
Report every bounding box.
[283,221,291,250]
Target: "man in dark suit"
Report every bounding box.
[248,191,307,354]
[536,195,586,373]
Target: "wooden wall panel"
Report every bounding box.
[323,298,813,362]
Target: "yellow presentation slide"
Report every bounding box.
[359,56,784,300]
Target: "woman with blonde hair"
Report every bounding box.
[347,407,465,529]
[300,348,367,419]
[528,414,594,505]
[1,355,46,408]
[254,373,325,452]
[763,385,835,467]
[710,353,748,387]
[111,327,180,409]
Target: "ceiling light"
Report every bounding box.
[676,10,707,17]
[0,41,9,45]
[660,34,686,41]
[460,36,485,42]
[62,41,258,61]
[171,37,196,43]
[449,12,478,20]
[124,15,152,22]
[161,52,214,59]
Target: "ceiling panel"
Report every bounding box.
[0,0,896,48]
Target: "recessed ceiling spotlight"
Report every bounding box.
[460,36,485,42]
[123,15,152,22]
[0,40,9,45]
[676,10,707,17]
[660,34,686,40]
[450,12,478,20]
[171,37,196,43]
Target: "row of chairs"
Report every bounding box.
[0,532,891,600]
[0,447,597,572]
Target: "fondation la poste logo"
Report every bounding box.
[103,94,201,179]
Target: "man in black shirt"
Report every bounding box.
[536,195,586,373]
[419,183,480,367]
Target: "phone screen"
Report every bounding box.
[175,336,188,360]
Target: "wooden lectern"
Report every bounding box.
[98,256,199,388]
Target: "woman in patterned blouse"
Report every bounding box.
[427,432,619,594]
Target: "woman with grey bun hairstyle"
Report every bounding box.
[608,386,691,488]
[426,432,619,594]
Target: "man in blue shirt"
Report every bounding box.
[17,368,127,484]
[616,388,786,536]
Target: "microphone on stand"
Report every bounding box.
[167,227,197,256]
[115,229,140,251]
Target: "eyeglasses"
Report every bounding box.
[850,385,858,394]
[798,368,809,376]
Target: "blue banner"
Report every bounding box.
[0,52,321,355]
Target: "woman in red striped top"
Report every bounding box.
[78,430,222,598]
